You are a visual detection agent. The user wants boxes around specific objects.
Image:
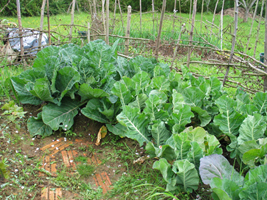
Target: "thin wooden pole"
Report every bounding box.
[87,22,91,42]
[245,0,259,54]
[16,0,24,60]
[155,0,166,59]
[254,0,264,57]
[39,0,46,50]
[264,0,267,91]
[171,23,185,69]
[125,5,131,55]
[93,0,97,18]
[223,0,238,85]
[172,0,177,36]
[47,0,51,45]
[189,0,192,19]
[210,0,219,38]
[112,0,117,33]
[179,0,181,16]
[102,0,106,35]
[220,0,225,50]
[186,0,198,68]
[69,0,76,42]
[200,0,204,32]
[117,0,124,31]
[105,0,109,44]
[152,0,155,33]
[140,0,142,36]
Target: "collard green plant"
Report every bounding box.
[200,154,267,200]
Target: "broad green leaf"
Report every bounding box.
[210,178,240,200]
[237,114,267,144]
[117,106,150,146]
[214,111,245,136]
[27,112,53,137]
[191,106,211,127]
[78,83,109,101]
[153,65,170,77]
[199,154,244,186]
[205,134,223,155]
[171,133,191,160]
[186,126,207,150]
[42,98,80,131]
[172,90,186,112]
[187,142,203,168]
[11,70,44,105]
[171,105,194,133]
[253,92,267,114]
[132,71,150,93]
[151,76,170,92]
[244,165,267,186]
[215,95,237,114]
[151,121,171,147]
[239,104,258,115]
[128,94,148,111]
[55,67,80,102]
[145,143,176,161]
[29,77,59,105]
[239,183,267,200]
[182,87,205,107]
[172,159,199,192]
[81,99,112,124]
[111,81,133,107]
[153,158,175,184]
[106,123,128,138]
[242,143,267,168]
[238,140,259,155]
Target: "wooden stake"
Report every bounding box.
[223,0,238,86]
[87,22,91,42]
[140,0,142,36]
[47,0,51,45]
[16,0,24,60]
[125,5,131,55]
[220,0,225,50]
[245,0,259,54]
[200,0,204,32]
[253,0,264,57]
[210,0,219,39]
[172,0,177,36]
[39,0,46,50]
[106,0,109,45]
[69,0,76,42]
[155,0,166,59]
[102,0,106,35]
[112,0,117,33]
[186,0,197,68]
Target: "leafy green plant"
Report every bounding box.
[199,154,267,200]
[0,158,9,180]
[76,164,95,177]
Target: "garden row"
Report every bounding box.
[11,40,267,199]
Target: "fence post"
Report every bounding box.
[264,0,267,91]
[155,0,166,59]
[245,0,259,54]
[16,0,24,61]
[200,0,204,32]
[87,22,91,42]
[140,0,142,36]
[125,5,132,55]
[106,0,109,45]
[253,0,264,57]
[112,0,117,33]
[223,0,238,86]
[39,0,46,50]
[220,0,225,50]
[210,0,219,38]
[172,0,177,37]
[47,0,51,45]
[69,0,76,42]
[186,0,197,68]
[102,0,106,35]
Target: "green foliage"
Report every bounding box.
[0,158,9,180]
[200,155,267,200]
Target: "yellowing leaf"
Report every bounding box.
[95,126,107,146]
